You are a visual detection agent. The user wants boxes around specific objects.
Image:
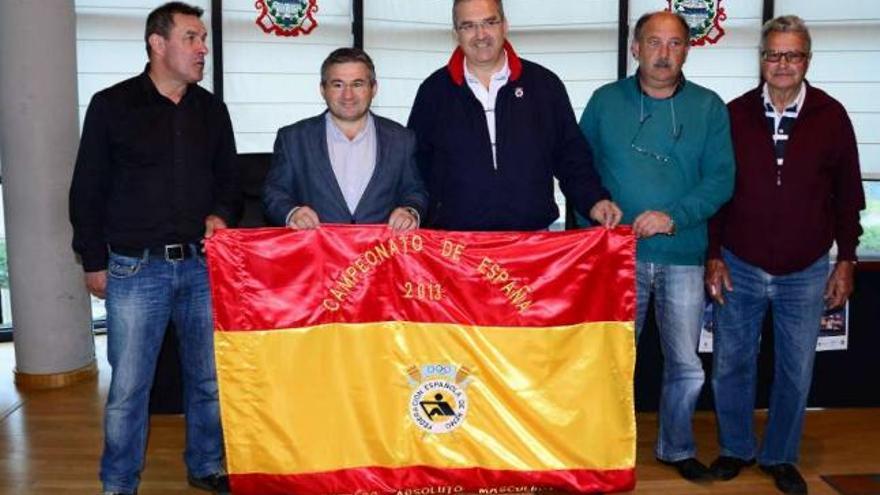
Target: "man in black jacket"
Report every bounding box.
[407,0,620,231]
[69,3,240,494]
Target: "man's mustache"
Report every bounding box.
[653,59,672,69]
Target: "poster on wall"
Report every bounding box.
[256,0,319,37]
[698,303,849,353]
[667,0,727,46]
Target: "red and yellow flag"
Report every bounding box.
[206,225,636,494]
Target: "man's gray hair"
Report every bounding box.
[452,0,505,27]
[761,15,812,53]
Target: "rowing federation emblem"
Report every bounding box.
[668,0,727,46]
[255,0,318,37]
[407,363,473,434]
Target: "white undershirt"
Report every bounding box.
[463,55,510,169]
[762,81,806,130]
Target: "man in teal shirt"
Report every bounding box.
[579,11,734,482]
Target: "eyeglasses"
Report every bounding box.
[455,18,503,33]
[761,50,809,64]
[631,94,683,164]
[324,80,373,93]
[630,114,682,164]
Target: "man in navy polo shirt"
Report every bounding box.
[407,0,620,231]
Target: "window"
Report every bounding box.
[629,0,764,100]
[775,1,880,259]
[75,0,214,324]
[223,0,353,152]
[365,1,618,229]
[0,180,10,331]
[65,0,880,267]
[364,1,452,126]
[76,0,214,125]
[860,182,880,259]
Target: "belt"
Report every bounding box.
[110,243,200,261]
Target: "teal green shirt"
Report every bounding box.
[580,76,734,265]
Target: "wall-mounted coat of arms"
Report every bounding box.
[255,0,319,37]
[668,0,727,46]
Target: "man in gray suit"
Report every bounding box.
[263,47,427,231]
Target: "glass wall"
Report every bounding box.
[629,0,764,100]
[363,1,453,126]
[365,0,618,124]
[223,0,354,153]
[775,1,880,259]
[76,0,214,125]
[861,182,880,258]
[626,0,879,259]
[775,1,880,179]
[365,1,619,229]
[75,0,214,323]
[0,181,10,328]
[53,0,880,330]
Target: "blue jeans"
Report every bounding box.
[712,249,828,465]
[100,247,224,493]
[636,262,706,462]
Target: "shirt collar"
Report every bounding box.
[635,69,686,98]
[446,40,523,86]
[139,64,163,100]
[762,81,807,115]
[139,63,195,105]
[463,52,510,86]
[325,112,374,144]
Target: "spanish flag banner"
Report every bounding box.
[206,225,636,494]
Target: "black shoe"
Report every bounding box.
[659,457,714,481]
[760,463,808,494]
[710,455,756,480]
[187,472,231,494]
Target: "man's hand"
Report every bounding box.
[202,214,228,252]
[589,199,623,228]
[705,258,733,305]
[388,207,418,232]
[85,270,107,299]
[204,214,227,239]
[633,210,673,238]
[288,207,320,230]
[824,260,855,309]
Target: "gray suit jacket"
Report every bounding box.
[262,112,427,226]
